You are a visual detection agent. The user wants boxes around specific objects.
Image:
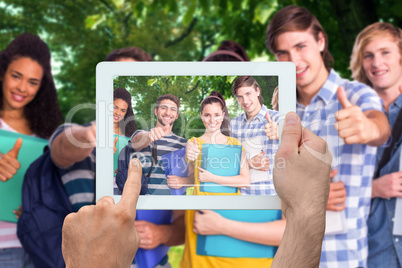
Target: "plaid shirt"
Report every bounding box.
[297,70,383,268]
[230,105,279,195]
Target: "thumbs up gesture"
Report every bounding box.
[264,112,279,140]
[186,138,201,162]
[335,86,372,144]
[113,136,118,155]
[148,124,170,142]
[249,151,270,171]
[0,138,22,182]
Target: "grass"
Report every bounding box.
[168,245,185,268]
[168,186,193,267]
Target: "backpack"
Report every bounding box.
[116,140,150,195]
[17,146,72,268]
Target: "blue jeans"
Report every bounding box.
[0,248,34,268]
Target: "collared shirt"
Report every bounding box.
[296,69,383,268]
[230,105,279,195]
[368,93,402,268]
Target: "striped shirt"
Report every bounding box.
[49,124,95,212]
[131,130,187,195]
[230,105,279,195]
[297,69,383,268]
[0,118,23,248]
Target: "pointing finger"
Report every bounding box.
[118,158,142,218]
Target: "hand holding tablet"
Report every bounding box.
[62,158,142,268]
[63,112,331,268]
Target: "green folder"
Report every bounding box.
[0,129,48,223]
[200,144,242,193]
[113,134,131,176]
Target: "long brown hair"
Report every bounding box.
[232,76,264,105]
[266,5,334,71]
[0,33,62,138]
[114,87,137,137]
[200,91,230,136]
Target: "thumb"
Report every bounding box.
[265,112,272,123]
[193,137,197,146]
[399,84,402,94]
[8,138,23,159]
[162,124,170,132]
[329,169,338,179]
[114,136,118,146]
[337,86,352,109]
[277,112,301,156]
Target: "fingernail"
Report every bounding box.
[285,112,298,125]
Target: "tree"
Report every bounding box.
[1,0,400,123]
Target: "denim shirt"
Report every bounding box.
[368,94,402,268]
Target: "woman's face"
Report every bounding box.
[113,98,128,123]
[1,57,43,111]
[201,102,224,133]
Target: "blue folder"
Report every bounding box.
[113,134,131,176]
[161,147,188,195]
[0,129,48,223]
[196,210,282,258]
[199,144,242,193]
[135,210,173,268]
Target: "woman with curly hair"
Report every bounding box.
[113,87,137,194]
[113,87,137,137]
[0,33,62,267]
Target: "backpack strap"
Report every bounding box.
[146,141,157,177]
[374,108,402,178]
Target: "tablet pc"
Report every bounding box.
[96,62,295,209]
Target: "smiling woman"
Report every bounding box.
[113,87,137,137]
[0,33,62,267]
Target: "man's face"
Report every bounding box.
[154,99,179,126]
[362,34,402,92]
[274,30,327,92]
[235,86,261,116]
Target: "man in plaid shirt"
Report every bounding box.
[266,5,391,268]
[229,76,280,196]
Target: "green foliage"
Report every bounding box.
[114,75,277,139]
[0,0,399,124]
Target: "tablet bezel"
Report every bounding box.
[96,62,295,209]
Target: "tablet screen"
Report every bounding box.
[96,62,295,209]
